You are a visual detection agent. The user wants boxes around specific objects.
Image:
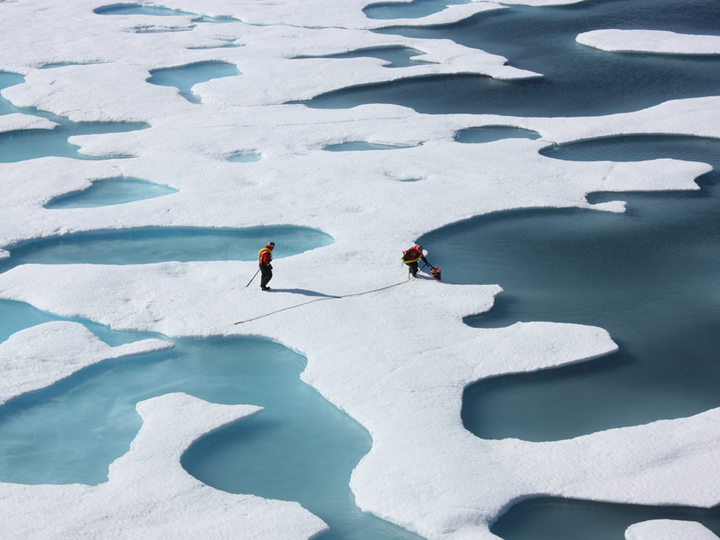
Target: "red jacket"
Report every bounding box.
[402,246,426,265]
[258,246,273,264]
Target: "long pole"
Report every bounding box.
[245,268,260,288]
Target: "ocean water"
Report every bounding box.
[401,0,720,537]
[421,135,720,443]
[307,0,720,118]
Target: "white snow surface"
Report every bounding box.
[626,520,720,540]
[0,0,719,539]
[578,29,720,55]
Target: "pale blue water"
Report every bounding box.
[183,389,424,540]
[0,73,147,161]
[93,3,241,23]
[0,298,420,540]
[147,61,241,103]
[0,124,144,162]
[44,177,178,208]
[0,71,24,115]
[0,299,140,347]
[0,226,333,272]
[94,4,196,17]
[363,0,469,20]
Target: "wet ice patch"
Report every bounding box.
[295,47,434,68]
[225,151,263,163]
[187,38,243,50]
[323,141,418,151]
[39,62,105,69]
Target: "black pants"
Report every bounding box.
[260,263,273,289]
[407,261,418,277]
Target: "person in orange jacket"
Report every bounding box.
[402,244,429,278]
[258,242,275,291]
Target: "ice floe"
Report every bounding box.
[0,0,719,539]
[578,29,720,55]
[0,113,56,134]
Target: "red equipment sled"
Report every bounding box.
[430,267,441,280]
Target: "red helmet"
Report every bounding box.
[268,242,275,249]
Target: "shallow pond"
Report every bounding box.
[44,177,178,208]
[147,61,241,103]
[0,226,333,272]
[0,72,147,161]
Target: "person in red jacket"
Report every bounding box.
[258,242,275,291]
[402,245,429,278]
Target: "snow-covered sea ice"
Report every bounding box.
[0,0,719,539]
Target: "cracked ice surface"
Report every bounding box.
[0,0,719,539]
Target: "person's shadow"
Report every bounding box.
[270,288,340,299]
